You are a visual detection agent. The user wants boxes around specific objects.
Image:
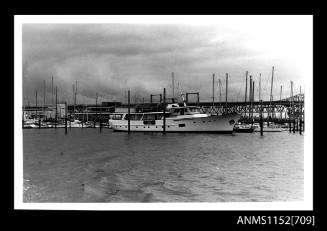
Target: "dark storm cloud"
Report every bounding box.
[22,21,309,105]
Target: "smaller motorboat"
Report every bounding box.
[233,123,254,133]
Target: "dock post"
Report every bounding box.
[260,100,263,136]
[301,103,304,132]
[65,115,67,134]
[299,118,302,135]
[163,88,166,135]
[64,102,67,134]
[128,90,130,135]
[293,119,295,134]
[289,119,291,133]
[39,118,41,129]
[99,117,102,133]
[82,109,84,128]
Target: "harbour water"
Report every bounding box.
[23,129,304,202]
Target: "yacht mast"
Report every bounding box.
[212,73,215,106]
[245,71,248,102]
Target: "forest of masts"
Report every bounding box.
[24,66,303,112]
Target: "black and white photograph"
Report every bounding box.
[14,15,312,210]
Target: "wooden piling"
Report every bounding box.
[163,88,166,135]
[299,118,302,135]
[39,118,41,129]
[64,116,67,134]
[99,117,102,133]
[55,87,57,129]
[260,100,263,136]
[288,118,292,133]
[293,119,296,133]
[128,90,130,135]
[65,102,67,134]
[301,103,304,132]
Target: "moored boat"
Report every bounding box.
[253,122,283,132]
[111,103,240,133]
[233,123,255,133]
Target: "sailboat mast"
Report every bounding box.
[259,73,261,101]
[245,71,248,102]
[269,66,275,120]
[225,73,228,112]
[35,90,38,118]
[43,79,46,120]
[280,85,282,102]
[73,84,75,113]
[270,66,274,102]
[249,75,252,119]
[172,72,174,98]
[55,86,58,125]
[51,76,54,104]
[75,80,77,106]
[219,79,222,103]
[212,73,215,106]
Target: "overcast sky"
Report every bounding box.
[22,16,312,105]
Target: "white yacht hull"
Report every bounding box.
[111,113,240,133]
